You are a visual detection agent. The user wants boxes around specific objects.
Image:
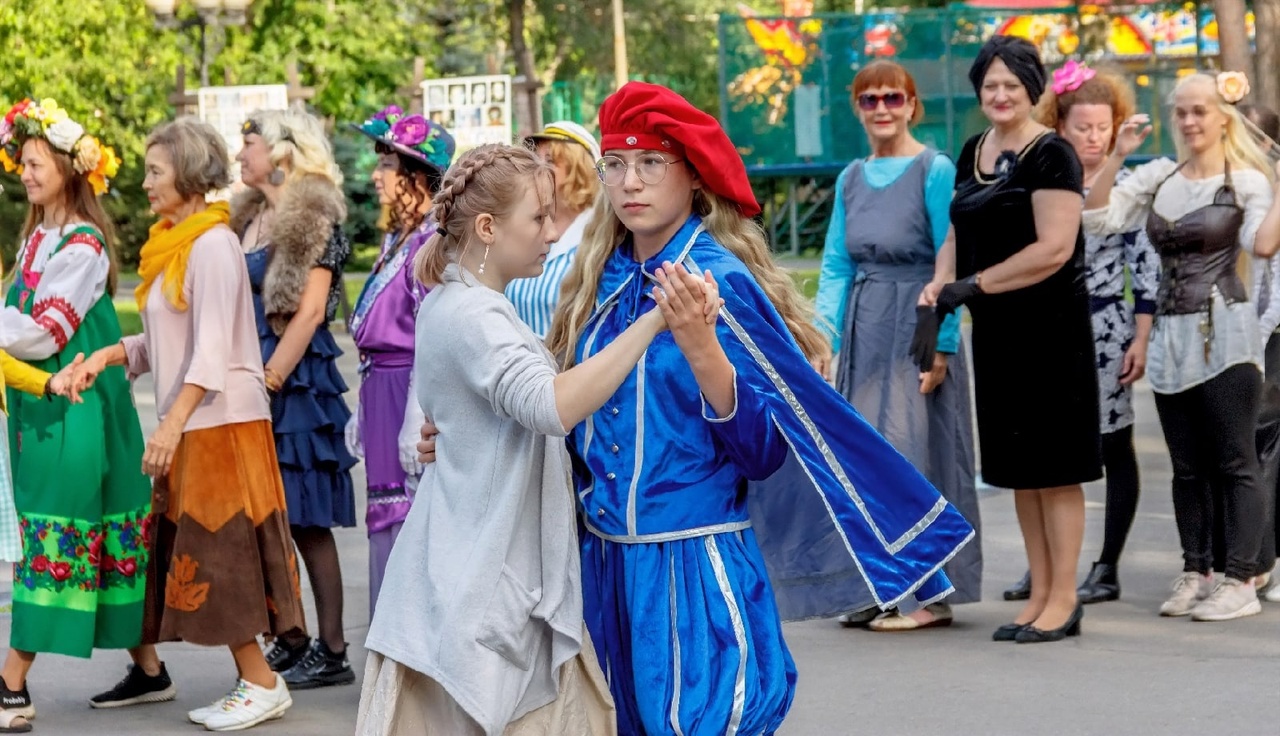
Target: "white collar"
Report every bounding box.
[547,210,592,260]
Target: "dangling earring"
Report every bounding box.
[479,243,491,275]
[268,168,286,186]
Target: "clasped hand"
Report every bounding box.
[413,263,723,470]
[62,349,112,404]
[45,353,86,403]
[650,261,724,342]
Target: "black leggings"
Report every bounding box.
[1153,363,1265,581]
[1213,334,1280,575]
[1098,425,1140,567]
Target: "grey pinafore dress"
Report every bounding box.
[833,151,983,604]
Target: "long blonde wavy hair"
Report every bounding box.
[1171,73,1273,182]
[546,189,829,367]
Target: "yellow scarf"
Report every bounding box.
[136,201,231,311]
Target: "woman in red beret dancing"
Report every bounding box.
[542,82,974,735]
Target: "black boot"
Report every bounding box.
[1003,571,1032,601]
[281,639,356,690]
[264,636,311,673]
[1077,562,1121,604]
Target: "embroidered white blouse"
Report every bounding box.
[0,222,111,360]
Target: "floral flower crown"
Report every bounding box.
[1216,71,1250,105]
[0,98,120,196]
[352,105,455,173]
[1051,60,1096,95]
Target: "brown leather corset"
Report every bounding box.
[1144,164,1246,316]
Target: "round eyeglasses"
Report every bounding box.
[595,154,685,186]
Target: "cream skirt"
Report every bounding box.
[356,628,617,736]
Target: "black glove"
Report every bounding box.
[935,275,982,317]
[909,306,939,373]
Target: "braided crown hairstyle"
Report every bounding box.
[414,143,554,286]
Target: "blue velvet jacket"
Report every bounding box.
[569,216,975,618]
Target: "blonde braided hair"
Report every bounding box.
[414,143,554,285]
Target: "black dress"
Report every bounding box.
[951,131,1102,489]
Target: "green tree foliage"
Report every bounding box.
[0,0,736,266]
[217,0,441,122]
[0,0,186,264]
[0,0,450,265]
[531,0,724,119]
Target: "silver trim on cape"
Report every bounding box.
[690,254,974,609]
[583,519,753,544]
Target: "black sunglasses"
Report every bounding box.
[857,92,907,111]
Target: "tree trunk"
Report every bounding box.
[1255,0,1280,111]
[1213,0,1254,88]
[508,0,541,138]
[612,0,628,89]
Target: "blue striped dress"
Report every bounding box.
[506,211,591,337]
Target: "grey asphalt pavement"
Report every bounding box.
[2,331,1277,736]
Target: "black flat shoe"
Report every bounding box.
[1077,562,1121,604]
[1003,571,1032,601]
[1015,604,1083,644]
[992,623,1027,642]
[836,607,882,629]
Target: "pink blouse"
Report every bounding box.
[121,225,270,431]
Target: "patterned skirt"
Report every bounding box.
[8,360,151,657]
[1091,299,1137,435]
[143,420,306,646]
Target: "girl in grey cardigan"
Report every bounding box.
[355,144,719,736]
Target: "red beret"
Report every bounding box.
[599,82,761,218]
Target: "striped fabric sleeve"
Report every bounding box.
[507,249,576,339]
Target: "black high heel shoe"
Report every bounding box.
[992,623,1028,642]
[1003,571,1032,601]
[1077,562,1120,604]
[1015,604,1083,644]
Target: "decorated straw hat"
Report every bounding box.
[350,104,455,173]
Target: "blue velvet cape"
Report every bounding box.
[582,215,977,620]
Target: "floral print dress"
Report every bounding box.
[4,223,152,657]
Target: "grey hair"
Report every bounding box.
[145,118,233,198]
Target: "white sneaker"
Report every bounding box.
[1266,580,1280,603]
[1191,578,1263,622]
[1159,572,1213,617]
[200,676,292,732]
[188,690,233,725]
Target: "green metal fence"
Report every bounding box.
[718,5,1242,169]
[719,5,1250,253]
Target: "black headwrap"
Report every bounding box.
[968,35,1046,105]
